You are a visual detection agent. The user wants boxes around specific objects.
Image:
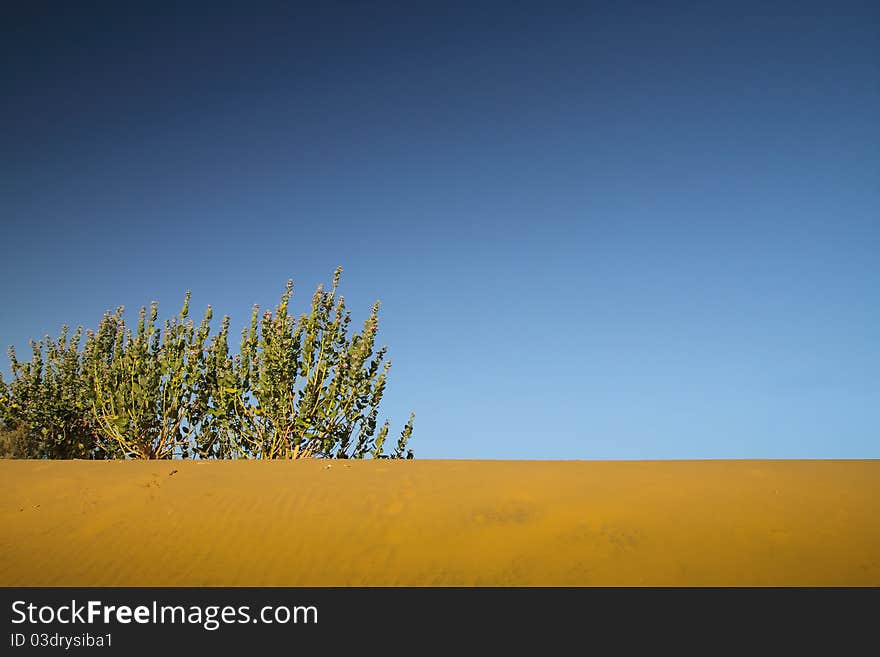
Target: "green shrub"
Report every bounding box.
[0,268,414,460]
[2,326,101,459]
[84,295,211,459]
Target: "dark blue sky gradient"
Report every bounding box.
[2,1,878,457]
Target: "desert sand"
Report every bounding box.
[1,459,877,586]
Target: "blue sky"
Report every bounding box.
[2,1,878,458]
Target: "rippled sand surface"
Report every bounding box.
[1,459,877,586]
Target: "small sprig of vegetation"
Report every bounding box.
[0,268,414,460]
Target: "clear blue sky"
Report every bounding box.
[2,1,878,458]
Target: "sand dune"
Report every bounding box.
[1,459,877,586]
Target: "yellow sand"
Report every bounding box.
[1,459,877,586]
